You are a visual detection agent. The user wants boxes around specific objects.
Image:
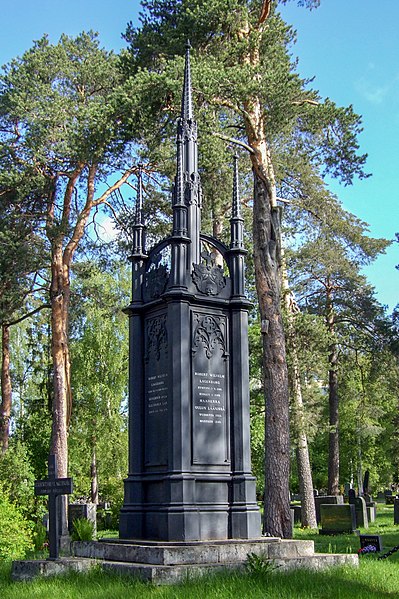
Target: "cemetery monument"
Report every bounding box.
[119,42,260,541]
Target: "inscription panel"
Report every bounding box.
[144,313,169,467]
[191,312,229,465]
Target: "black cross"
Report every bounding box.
[34,454,73,560]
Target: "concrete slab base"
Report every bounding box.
[11,557,96,582]
[12,538,358,584]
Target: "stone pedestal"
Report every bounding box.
[70,537,358,583]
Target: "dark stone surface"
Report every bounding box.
[319,504,357,535]
[394,498,399,525]
[314,495,344,524]
[290,505,302,524]
[359,534,382,552]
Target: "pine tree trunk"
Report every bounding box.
[281,254,317,528]
[253,174,291,539]
[326,290,339,495]
[287,314,317,528]
[49,246,71,479]
[288,327,317,528]
[328,343,339,495]
[0,324,12,453]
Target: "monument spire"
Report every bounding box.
[181,40,193,121]
[230,154,244,250]
[132,165,146,257]
[177,40,201,266]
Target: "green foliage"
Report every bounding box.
[245,551,279,576]
[71,518,95,542]
[69,260,129,502]
[0,487,33,560]
[0,440,43,520]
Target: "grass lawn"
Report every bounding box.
[1,503,398,599]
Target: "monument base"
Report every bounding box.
[69,537,358,584]
[11,558,95,581]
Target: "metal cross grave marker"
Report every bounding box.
[34,454,73,560]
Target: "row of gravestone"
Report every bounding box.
[290,492,377,535]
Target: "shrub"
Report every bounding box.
[0,440,46,521]
[71,518,95,541]
[0,488,33,560]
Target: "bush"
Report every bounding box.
[0,488,33,560]
[71,518,95,541]
[0,440,46,521]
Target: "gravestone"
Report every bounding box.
[290,504,302,524]
[319,504,357,535]
[34,454,73,560]
[119,44,260,542]
[377,491,385,503]
[366,503,376,523]
[394,498,399,525]
[68,503,97,536]
[349,491,368,528]
[359,534,382,552]
[314,495,344,524]
[355,496,368,528]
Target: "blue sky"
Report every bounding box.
[1,0,397,311]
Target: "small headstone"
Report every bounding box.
[366,503,376,523]
[344,482,351,496]
[386,495,396,505]
[290,508,295,535]
[359,534,382,552]
[354,496,368,528]
[313,489,319,496]
[314,495,344,524]
[290,504,302,524]
[68,503,97,536]
[34,454,73,560]
[394,498,399,525]
[377,491,385,503]
[348,489,356,505]
[319,504,357,535]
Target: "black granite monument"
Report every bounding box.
[119,44,260,542]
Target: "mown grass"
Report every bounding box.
[1,503,398,599]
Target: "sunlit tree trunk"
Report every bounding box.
[282,258,317,528]
[326,284,340,495]
[0,324,12,453]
